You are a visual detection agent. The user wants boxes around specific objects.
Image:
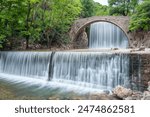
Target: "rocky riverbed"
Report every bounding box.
[112,85,150,100]
[0,83,43,100]
[1,83,150,100]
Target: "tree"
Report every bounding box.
[0,0,82,50]
[129,0,150,31]
[43,0,82,47]
[108,0,139,16]
[20,0,41,49]
[80,0,95,18]
[0,0,26,49]
[94,3,109,16]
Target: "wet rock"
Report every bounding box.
[132,91,143,99]
[130,48,140,52]
[125,91,143,100]
[139,46,145,51]
[125,97,134,100]
[142,91,150,100]
[111,48,118,50]
[143,96,150,100]
[73,30,88,49]
[113,86,133,99]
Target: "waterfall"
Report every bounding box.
[0,22,131,92]
[52,52,129,90]
[0,52,130,91]
[89,22,128,48]
[0,52,52,80]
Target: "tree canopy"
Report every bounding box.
[0,0,149,50]
[0,0,82,49]
[129,0,150,31]
[80,0,109,18]
[108,0,139,16]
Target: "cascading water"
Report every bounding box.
[0,22,131,95]
[0,52,51,80]
[52,52,129,90]
[89,22,128,48]
[0,51,130,91]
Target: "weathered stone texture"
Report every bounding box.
[73,29,88,49]
[130,54,150,91]
[129,31,150,48]
[70,16,150,49]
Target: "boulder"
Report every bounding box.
[113,86,133,99]
[125,91,143,100]
[142,91,150,100]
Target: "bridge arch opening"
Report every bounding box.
[73,20,130,49]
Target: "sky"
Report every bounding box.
[93,0,108,6]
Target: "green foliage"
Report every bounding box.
[0,35,6,48]
[0,0,110,49]
[0,0,82,49]
[80,0,109,18]
[108,0,139,16]
[80,0,95,18]
[94,3,109,16]
[3,0,148,49]
[129,0,150,31]
[42,0,82,46]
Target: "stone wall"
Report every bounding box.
[130,54,150,91]
[70,16,150,49]
[72,30,150,49]
[73,29,88,49]
[129,31,150,48]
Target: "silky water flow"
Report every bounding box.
[0,22,132,94]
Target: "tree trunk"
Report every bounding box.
[25,1,31,49]
[26,35,29,49]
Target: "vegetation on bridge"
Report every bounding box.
[0,0,149,50]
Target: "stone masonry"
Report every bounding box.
[130,54,150,91]
[69,16,150,90]
[70,16,150,48]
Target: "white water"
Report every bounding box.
[0,52,130,91]
[0,52,51,80]
[0,22,130,93]
[89,22,128,48]
[52,52,129,90]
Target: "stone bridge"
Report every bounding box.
[70,16,150,49]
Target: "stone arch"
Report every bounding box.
[77,20,129,41]
[69,16,131,48]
